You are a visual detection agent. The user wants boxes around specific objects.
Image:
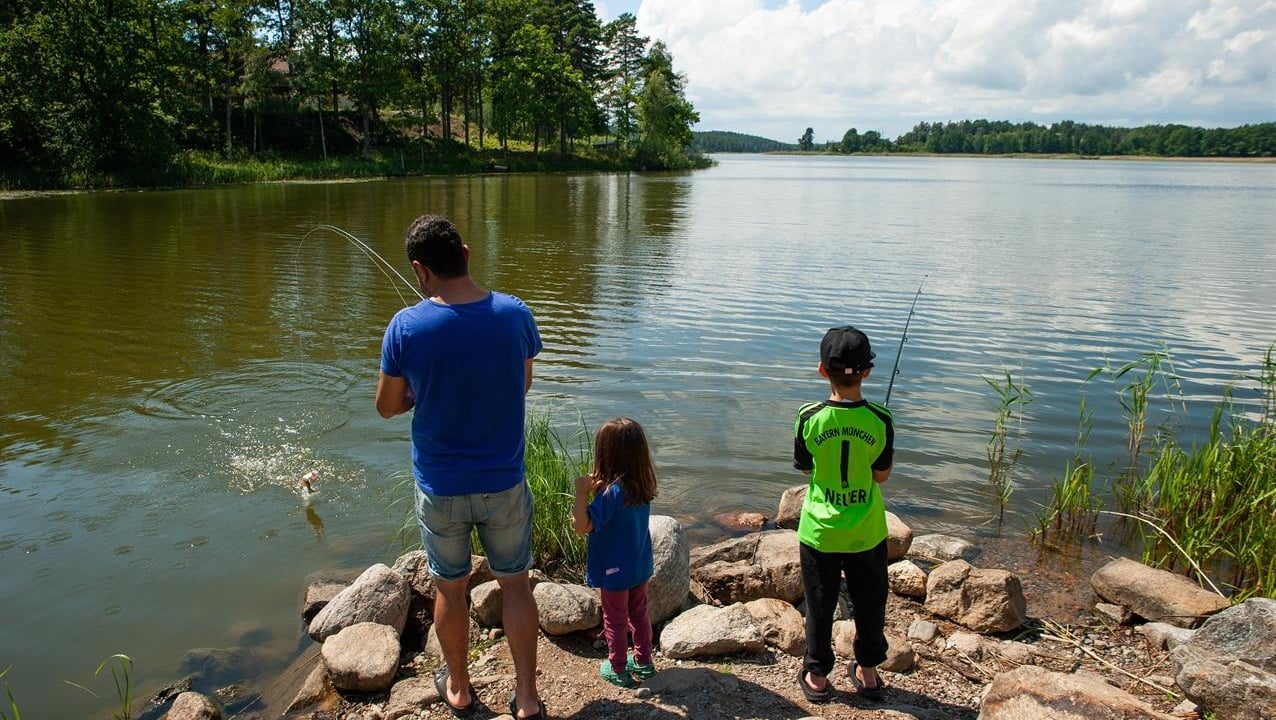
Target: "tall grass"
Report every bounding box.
[523,408,592,580]
[1034,343,1276,599]
[984,368,1033,523]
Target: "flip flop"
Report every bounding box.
[850,660,884,701]
[797,667,833,703]
[508,690,548,720]
[433,667,476,717]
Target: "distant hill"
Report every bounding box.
[692,130,796,153]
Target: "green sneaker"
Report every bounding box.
[626,652,657,680]
[599,659,637,688]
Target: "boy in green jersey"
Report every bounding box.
[793,326,894,702]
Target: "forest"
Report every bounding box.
[838,120,1276,157]
[0,1,703,188]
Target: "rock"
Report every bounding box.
[881,632,916,672]
[1094,602,1132,625]
[888,559,928,598]
[908,618,939,644]
[385,675,438,720]
[993,641,1035,666]
[389,550,437,651]
[1138,622,1196,651]
[301,569,360,623]
[176,648,262,685]
[1091,557,1230,628]
[924,560,1027,633]
[884,512,913,561]
[910,534,978,562]
[144,676,194,717]
[690,529,803,605]
[321,622,400,693]
[534,582,602,635]
[659,603,766,659]
[948,632,987,660]
[832,620,856,658]
[775,486,806,530]
[307,564,410,642]
[649,515,692,624]
[164,692,222,720]
[285,662,339,715]
[1170,597,1276,720]
[743,598,805,656]
[979,665,1177,719]
[471,580,503,627]
[713,511,767,531]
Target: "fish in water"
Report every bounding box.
[299,470,319,495]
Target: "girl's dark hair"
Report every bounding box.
[591,417,658,506]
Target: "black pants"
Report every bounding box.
[800,538,889,677]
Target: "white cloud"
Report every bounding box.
[635,0,1276,142]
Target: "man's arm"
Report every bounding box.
[375,372,414,418]
[525,358,534,394]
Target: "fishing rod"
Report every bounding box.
[884,275,926,407]
[299,225,425,306]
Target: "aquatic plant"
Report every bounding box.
[1036,343,1276,599]
[1,666,20,720]
[63,655,134,720]
[984,368,1033,524]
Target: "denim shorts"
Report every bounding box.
[414,481,535,581]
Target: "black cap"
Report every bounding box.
[821,326,875,374]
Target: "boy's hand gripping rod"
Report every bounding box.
[884,276,926,407]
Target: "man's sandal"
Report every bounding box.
[433,667,476,717]
[507,690,548,719]
[798,667,833,703]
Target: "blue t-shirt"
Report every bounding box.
[586,483,654,591]
[380,291,542,496]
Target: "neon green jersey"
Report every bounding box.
[793,399,894,553]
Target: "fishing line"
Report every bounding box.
[884,275,926,407]
[298,225,424,306]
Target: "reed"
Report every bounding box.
[0,666,20,720]
[1036,343,1276,598]
[523,407,591,580]
[984,368,1033,523]
[63,655,134,720]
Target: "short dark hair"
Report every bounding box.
[404,215,468,279]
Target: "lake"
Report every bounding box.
[1,154,1274,715]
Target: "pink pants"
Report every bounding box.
[600,581,653,674]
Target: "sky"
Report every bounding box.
[592,0,1276,143]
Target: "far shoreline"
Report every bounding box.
[4,152,1273,201]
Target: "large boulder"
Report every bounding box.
[320,622,400,693]
[285,663,339,715]
[690,530,803,604]
[1091,557,1230,628]
[1170,597,1276,720]
[924,560,1027,633]
[659,603,766,659]
[534,582,602,635]
[468,570,548,629]
[307,564,410,642]
[648,515,691,624]
[979,665,1177,719]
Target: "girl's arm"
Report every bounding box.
[571,474,598,534]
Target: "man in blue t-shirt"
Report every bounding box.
[377,215,545,720]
